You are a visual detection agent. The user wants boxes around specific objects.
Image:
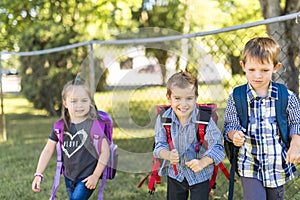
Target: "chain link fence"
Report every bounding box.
[1,13,300,199]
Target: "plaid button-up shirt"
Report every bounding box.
[153,105,225,186]
[224,82,300,187]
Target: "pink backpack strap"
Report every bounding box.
[50,119,64,200]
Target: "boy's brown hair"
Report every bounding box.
[166,70,198,97]
[242,37,280,66]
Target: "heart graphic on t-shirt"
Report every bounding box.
[62,129,88,158]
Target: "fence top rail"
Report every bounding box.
[1,12,299,57]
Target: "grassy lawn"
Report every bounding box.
[1,87,300,199]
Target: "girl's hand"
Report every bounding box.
[82,174,99,190]
[32,176,42,192]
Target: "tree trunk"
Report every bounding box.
[259,0,300,95]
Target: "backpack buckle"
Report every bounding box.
[93,135,100,140]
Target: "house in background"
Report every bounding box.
[1,69,21,93]
[101,45,231,88]
[105,46,164,87]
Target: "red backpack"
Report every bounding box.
[50,110,117,200]
[138,103,230,194]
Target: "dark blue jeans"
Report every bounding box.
[64,176,95,200]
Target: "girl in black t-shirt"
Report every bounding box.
[32,77,110,200]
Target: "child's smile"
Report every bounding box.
[167,85,197,125]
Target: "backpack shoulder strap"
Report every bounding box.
[156,105,173,148]
[98,110,113,143]
[195,104,230,191]
[195,103,218,143]
[233,83,289,147]
[90,110,114,153]
[90,119,105,155]
[274,82,289,147]
[51,119,65,200]
[232,84,248,130]
[53,119,64,145]
[156,105,178,175]
[143,105,176,194]
[91,111,116,200]
[195,104,214,146]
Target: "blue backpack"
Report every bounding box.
[225,82,289,200]
[50,111,117,200]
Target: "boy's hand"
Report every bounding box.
[232,131,245,147]
[82,174,99,190]
[186,156,213,173]
[185,159,203,172]
[286,134,300,164]
[169,149,179,165]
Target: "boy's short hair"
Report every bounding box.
[242,37,280,66]
[166,71,198,97]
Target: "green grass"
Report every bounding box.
[0,92,168,200]
[1,87,300,200]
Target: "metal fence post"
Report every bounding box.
[0,54,7,141]
[89,42,95,95]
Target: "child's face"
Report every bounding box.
[167,85,197,122]
[240,58,281,93]
[63,86,91,122]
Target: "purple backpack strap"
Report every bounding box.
[98,110,113,143]
[50,119,64,200]
[90,119,106,200]
[92,111,114,200]
[90,119,105,155]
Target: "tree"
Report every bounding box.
[18,0,89,115]
[259,0,300,94]
[1,0,141,115]
[210,0,265,76]
[132,0,186,84]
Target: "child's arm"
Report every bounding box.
[32,139,57,192]
[185,156,213,172]
[186,119,225,173]
[224,94,246,147]
[286,134,300,164]
[82,138,110,189]
[159,149,179,165]
[286,92,300,164]
[228,130,245,147]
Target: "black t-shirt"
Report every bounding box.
[49,119,98,181]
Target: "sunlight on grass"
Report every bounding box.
[4,94,48,115]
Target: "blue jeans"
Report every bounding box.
[64,176,95,200]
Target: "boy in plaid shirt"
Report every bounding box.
[224,37,300,199]
[154,71,224,200]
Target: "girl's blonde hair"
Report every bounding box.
[61,77,98,131]
[242,37,280,66]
